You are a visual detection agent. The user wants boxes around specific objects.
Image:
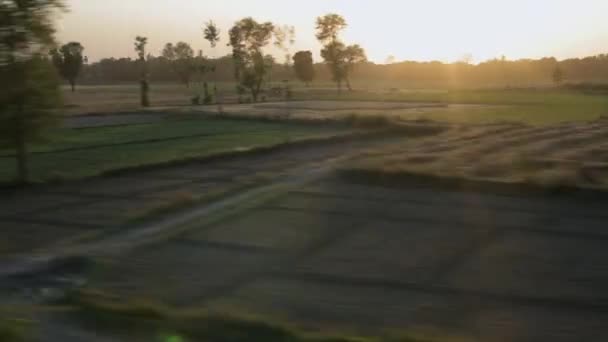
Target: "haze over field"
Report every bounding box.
[57,0,608,63]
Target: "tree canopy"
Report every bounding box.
[293,50,314,86]
[315,13,347,43]
[228,17,275,102]
[162,41,195,87]
[0,0,65,183]
[203,21,221,48]
[316,14,366,92]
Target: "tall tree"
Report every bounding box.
[203,21,221,48]
[228,17,275,102]
[162,41,195,87]
[50,42,84,92]
[134,36,149,107]
[316,13,366,93]
[343,44,366,91]
[204,20,222,111]
[0,0,64,183]
[319,40,347,92]
[292,50,314,86]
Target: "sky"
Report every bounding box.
[56,0,608,64]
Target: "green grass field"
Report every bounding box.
[0,117,355,184]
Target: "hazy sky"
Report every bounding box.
[56,0,608,64]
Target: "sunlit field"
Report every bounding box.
[63,83,608,125]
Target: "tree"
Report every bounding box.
[315,13,347,43]
[204,20,222,110]
[316,13,366,93]
[203,21,221,48]
[320,40,347,92]
[228,17,275,102]
[292,51,314,86]
[552,64,564,85]
[134,36,149,107]
[0,0,64,183]
[50,42,84,92]
[343,44,366,91]
[162,42,195,87]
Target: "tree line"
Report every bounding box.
[74,53,608,88]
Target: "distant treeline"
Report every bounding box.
[78,54,608,87]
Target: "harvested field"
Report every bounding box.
[342,116,608,190]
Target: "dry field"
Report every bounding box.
[345,116,608,190]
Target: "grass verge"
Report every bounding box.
[62,289,435,342]
[0,318,32,342]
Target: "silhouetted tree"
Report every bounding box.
[50,42,84,92]
[553,64,564,85]
[228,17,275,102]
[319,41,347,92]
[316,14,365,93]
[315,13,347,43]
[343,44,366,90]
[162,42,195,87]
[292,51,314,86]
[204,21,221,48]
[0,0,64,183]
[204,20,221,110]
[134,36,149,107]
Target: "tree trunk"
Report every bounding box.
[346,77,353,92]
[70,80,75,92]
[15,114,29,184]
[140,80,150,107]
[337,80,342,95]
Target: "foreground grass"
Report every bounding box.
[0,117,355,184]
[63,289,435,342]
[0,318,30,342]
